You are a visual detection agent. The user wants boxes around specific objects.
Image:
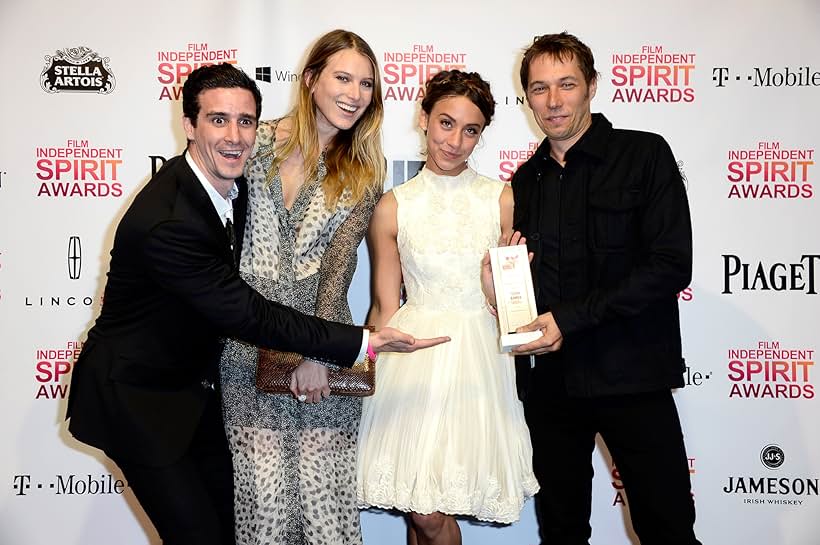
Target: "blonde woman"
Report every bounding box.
[219,29,385,545]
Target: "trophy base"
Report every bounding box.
[500,330,544,353]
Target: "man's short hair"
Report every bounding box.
[182,63,262,125]
[520,32,598,90]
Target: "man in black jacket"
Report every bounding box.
[66,63,446,545]
[497,33,700,545]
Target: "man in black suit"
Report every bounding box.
[66,63,445,545]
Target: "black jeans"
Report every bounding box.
[525,386,701,545]
[114,391,235,545]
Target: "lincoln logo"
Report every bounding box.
[67,236,81,280]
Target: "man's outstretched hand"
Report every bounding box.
[369,327,450,354]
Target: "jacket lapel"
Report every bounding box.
[176,154,235,263]
[233,177,248,262]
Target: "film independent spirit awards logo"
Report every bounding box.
[40,46,116,94]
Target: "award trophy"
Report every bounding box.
[489,244,543,352]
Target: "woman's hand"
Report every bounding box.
[481,231,530,310]
[289,359,331,403]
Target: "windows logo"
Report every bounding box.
[255,67,271,83]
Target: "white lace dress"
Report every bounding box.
[356,167,539,523]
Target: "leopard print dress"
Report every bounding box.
[219,119,380,545]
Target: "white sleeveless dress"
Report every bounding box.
[356,167,539,523]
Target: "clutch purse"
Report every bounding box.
[256,331,376,397]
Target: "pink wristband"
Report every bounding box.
[363,325,377,362]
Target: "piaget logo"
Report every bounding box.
[722,254,820,295]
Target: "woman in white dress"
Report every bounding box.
[357,70,539,545]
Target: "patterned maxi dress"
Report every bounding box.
[220,119,379,545]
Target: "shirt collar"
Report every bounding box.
[185,151,238,226]
[564,113,611,163]
[535,113,612,165]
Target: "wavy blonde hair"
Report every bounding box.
[269,29,385,208]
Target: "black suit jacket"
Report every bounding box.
[66,154,362,466]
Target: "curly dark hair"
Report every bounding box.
[420,70,496,127]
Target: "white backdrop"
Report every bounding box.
[1,0,819,543]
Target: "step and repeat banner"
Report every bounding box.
[1,0,818,543]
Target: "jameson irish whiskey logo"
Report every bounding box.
[40,46,116,94]
[723,444,818,506]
